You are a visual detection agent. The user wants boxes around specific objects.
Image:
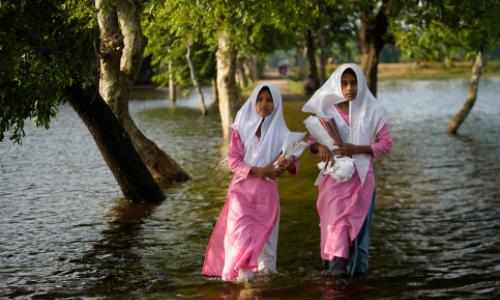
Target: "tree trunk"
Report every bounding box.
[305,29,320,91]
[236,56,249,88]
[448,51,484,135]
[358,3,389,97]
[248,55,258,81]
[96,0,189,188]
[243,56,256,82]
[168,60,176,105]
[186,44,207,115]
[212,78,219,106]
[296,47,306,79]
[216,30,239,140]
[68,86,164,203]
[318,30,328,84]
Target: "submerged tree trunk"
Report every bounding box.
[305,29,320,91]
[186,44,207,115]
[96,0,189,189]
[69,86,164,203]
[358,3,389,97]
[216,30,239,140]
[168,60,176,105]
[448,51,484,135]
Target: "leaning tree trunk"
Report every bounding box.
[168,60,176,105]
[358,4,389,97]
[216,30,239,140]
[448,51,484,134]
[96,0,189,188]
[305,30,320,91]
[69,86,164,203]
[186,44,207,115]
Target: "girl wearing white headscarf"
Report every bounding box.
[202,83,296,282]
[302,64,393,278]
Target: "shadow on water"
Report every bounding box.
[22,199,163,299]
[78,200,161,298]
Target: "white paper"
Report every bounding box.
[273,131,307,169]
[316,156,355,184]
[282,131,307,159]
[304,116,337,151]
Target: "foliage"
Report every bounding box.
[143,0,298,89]
[0,0,96,143]
[143,1,216,90]
[393,0,500,62]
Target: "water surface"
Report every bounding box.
[1,80,499,299]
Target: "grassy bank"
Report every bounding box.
[284,60,500,82]
[376,61,500,80]
[281,61,500,97]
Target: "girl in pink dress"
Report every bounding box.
[202,84,296,282]
[303,64,393,278]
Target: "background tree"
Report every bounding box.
[354,0,401,96]
[0,0,164,202]
[394,0,500,134]
[144,0,294,139]
[95,0,189,187]
[143,1,216,110]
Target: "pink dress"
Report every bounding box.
[317,108,392,260]
[202,129,295,281]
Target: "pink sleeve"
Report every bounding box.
[228,129,252,178]
[370,124,393,160]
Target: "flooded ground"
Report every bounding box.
[1,79,499,299]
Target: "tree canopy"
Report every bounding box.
[0,0,96,143]
[394,0,500,62]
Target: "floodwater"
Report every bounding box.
[1,79,500,299]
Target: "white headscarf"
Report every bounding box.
[302,63,387,184]
[232,83,289,167]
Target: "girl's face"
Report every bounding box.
[341,71,357,101]
[256,89,274,117]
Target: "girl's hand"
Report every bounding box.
[317,144,332,162]
[333,143,357,157]
[252,164,283,179]
[263,164,283,179]
[275,154,290,170]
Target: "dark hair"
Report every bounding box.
[257,86,272,101]
[342,68,357,81]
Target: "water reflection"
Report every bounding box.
[80,199,159,296]
[196,279,368,300]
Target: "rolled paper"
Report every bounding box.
[304,116,336,151]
